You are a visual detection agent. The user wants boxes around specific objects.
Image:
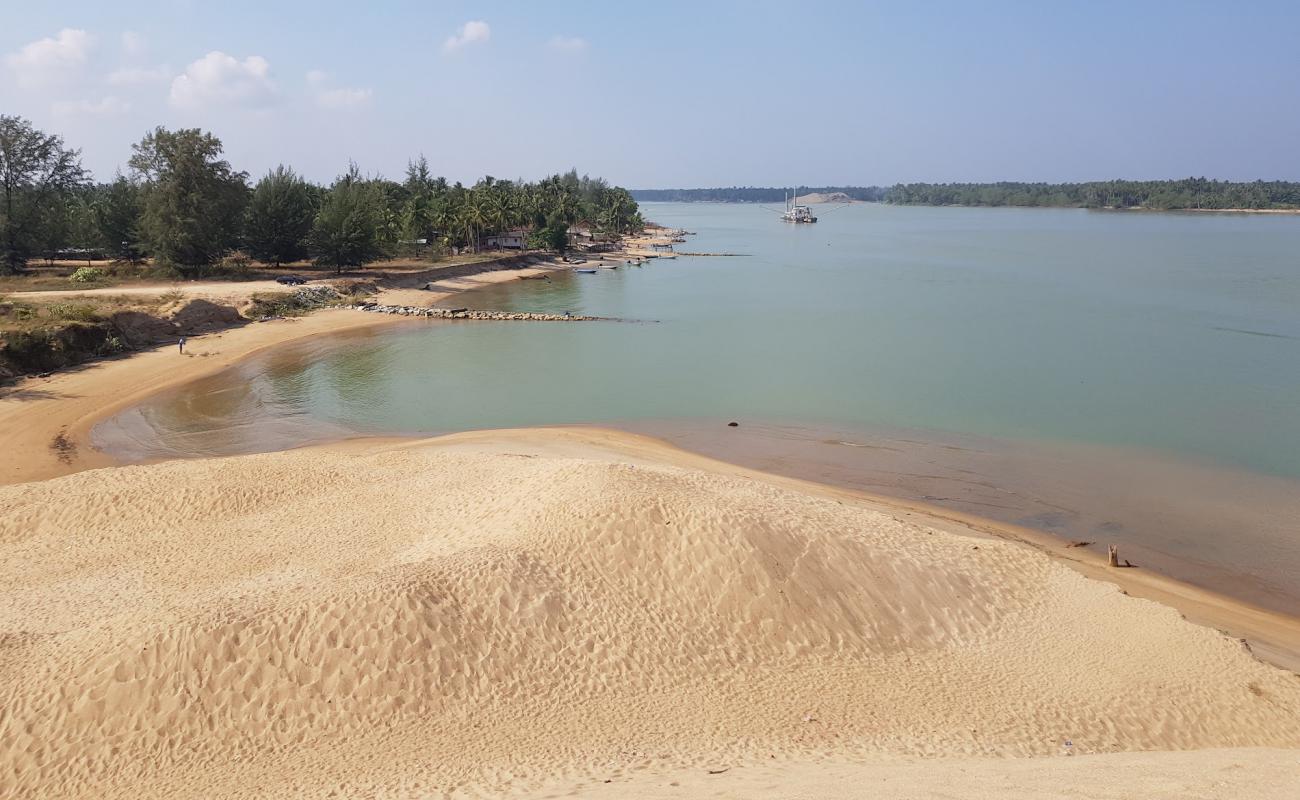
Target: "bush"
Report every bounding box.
[69,267,107,283]
[244,286,340,319]
[46,304,100,322]
[216,250,253,277]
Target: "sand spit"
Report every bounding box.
[1,429,1298,798]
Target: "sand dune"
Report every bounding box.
[1,429,1298,797]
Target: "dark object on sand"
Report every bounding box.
[275,275,308,285]
[1067,540,1094,548]
[727,421,739,427]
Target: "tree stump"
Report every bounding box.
[1107,544,1120,568]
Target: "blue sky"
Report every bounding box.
[3,1,1298,187]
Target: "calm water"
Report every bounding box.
[97,203,1300,610]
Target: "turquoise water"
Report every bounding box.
[124,202,1300,476]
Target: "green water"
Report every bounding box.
[120,202,1300,476]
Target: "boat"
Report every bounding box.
[573,268,597,274]
[780,188,818,223]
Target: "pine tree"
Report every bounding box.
[245,166,316,266]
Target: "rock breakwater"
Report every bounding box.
[349,303,628,322]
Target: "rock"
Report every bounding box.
[727,421,739,427]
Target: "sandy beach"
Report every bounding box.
[1,427,1299,797]
[3,257,1300,798]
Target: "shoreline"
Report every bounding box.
[4,315,1300,670]
[0,257,576,484]
[3,236,1299,672]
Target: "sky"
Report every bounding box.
[3,0,1299,188]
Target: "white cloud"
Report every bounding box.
[316,87,373,110]
[121,31,145,56]
[443,20,490,53]
[107,64,171,86]
[169,51,278,110]
[5,28,94,88]
[305,68,328,86]
[547,35,588,53]
[52,96,131,116]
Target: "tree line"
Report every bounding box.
[633,180,1300,210]
[886,179,1300,210]
[0,115,644,276]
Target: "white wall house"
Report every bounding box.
[483,230,528,250]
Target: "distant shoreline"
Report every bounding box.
[638,198,1300,214]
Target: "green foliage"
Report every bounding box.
[529,212,568,252]
[0,115,89,273]
[246,166,317,265]
[92,175,145,262]
[130,127,249,275]
[69,266,106,283]
[4,118,645,275]
[310,164,386,272]
[885,179,1300,210]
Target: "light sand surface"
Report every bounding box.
[377,260,572,308]
[2,428,1298,798]
[545,748,1300,798]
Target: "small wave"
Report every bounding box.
[1211,326,1299,341]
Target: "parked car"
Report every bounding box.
[275,275,308,285]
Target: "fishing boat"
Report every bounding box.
[573,268,597,274]
[780,189,818,223]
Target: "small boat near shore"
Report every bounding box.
[572,268,597,274]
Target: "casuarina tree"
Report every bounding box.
[0,115,88,274]
[245,166,316,266]
[129,127,248,275]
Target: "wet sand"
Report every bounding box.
[624,419,1300,617]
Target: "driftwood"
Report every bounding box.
[1107,544,1120,567]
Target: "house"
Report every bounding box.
[483,229,529,250]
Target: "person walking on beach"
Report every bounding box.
[178,336,186,354]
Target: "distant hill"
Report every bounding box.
[630,187,888,203]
